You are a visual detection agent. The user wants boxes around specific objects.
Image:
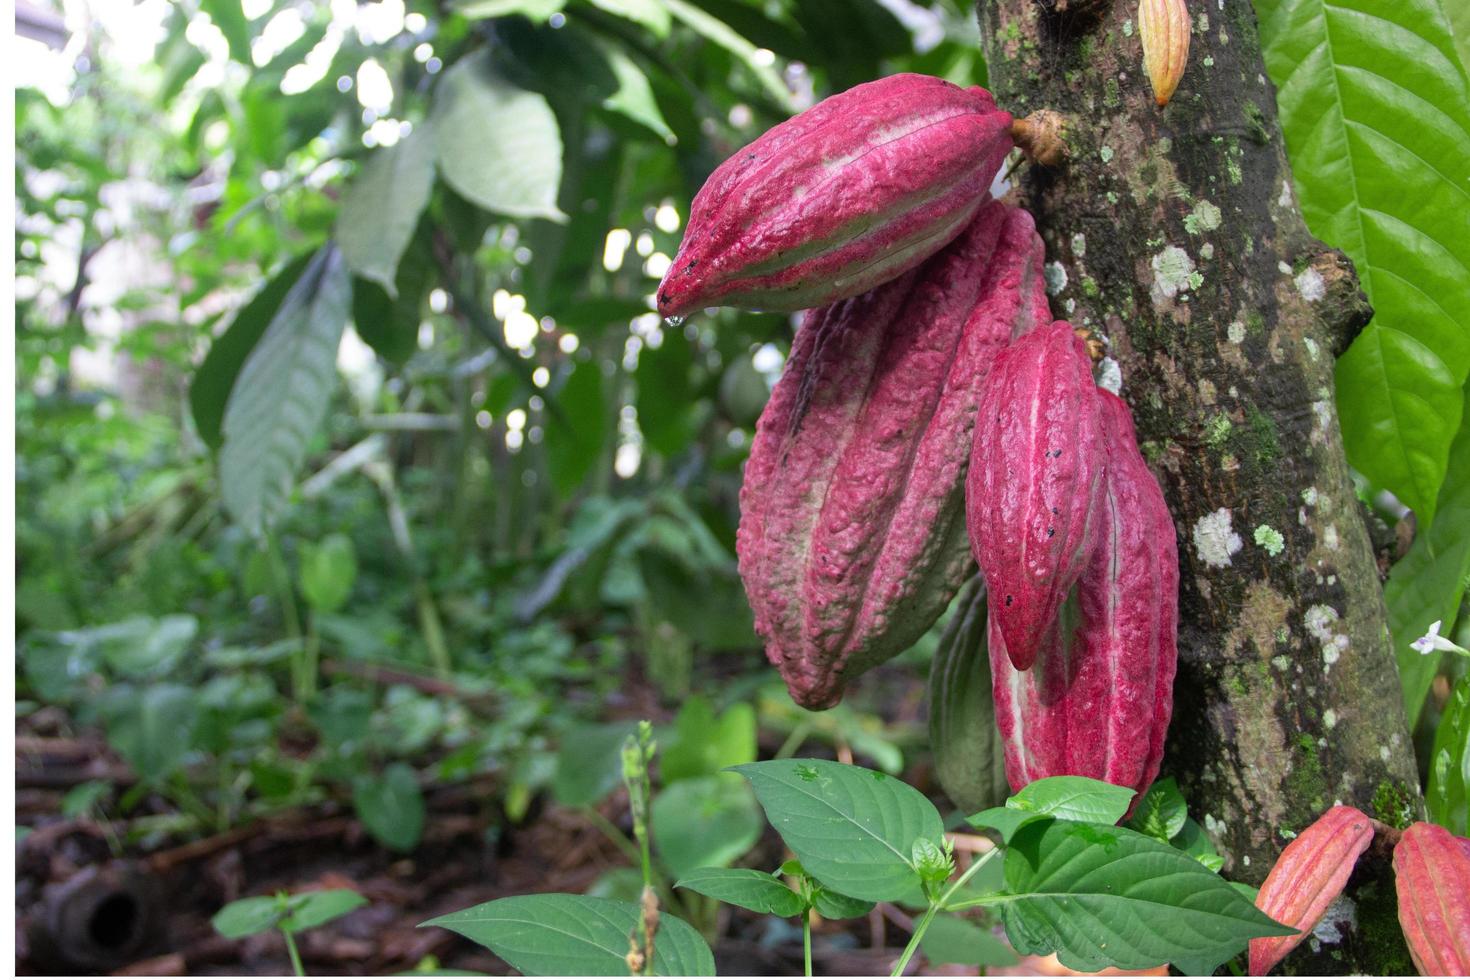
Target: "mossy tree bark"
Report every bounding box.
[977,1,1420,971]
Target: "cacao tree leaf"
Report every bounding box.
[586,0,672,37]
[199,0,251,64]
[1427,673,1470,835]
[601,43,675,142]
[422,894,716,976]
[999,819,1295,972]
[1386,387,1470,724]
[219,245,351,534]
[1256,0,1470,523]
[675,868,805,918]
[928,581,1010,816]
[453,0,566,19]
[1446,0,1470,74]
[635,324,697,457]
[430,50,566,222]
[336,130,436,296]
[731,759,944,902]
[664,0,799,113]
[352,763,425,852]
[920,914,1019,967]
[190,252,315,451]
[651,775,762,879]
[1127,777,1188,842]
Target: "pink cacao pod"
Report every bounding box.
[656,74,1014,320]
[989,390,1177,806]
[738,200,1049,710]
[967,320,1107,671]
[1394,821,1470,975]
[1248,805,1374,975]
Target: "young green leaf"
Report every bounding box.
[1127,777,1188,842]
[212,895,283,939]
[281,889,367,933]
[353,763,426,852]
[969,775,1135,842]
[651,775,762,879]
[1256,0,1470,523]
[659,697,757,784]
[674,868,805,918]
[422,894,715,976]
[1000,819,1294,971]
[730,759,944,902]
[919,914,1019,967]
[299,534,358,614]
[1170,817,1226,872]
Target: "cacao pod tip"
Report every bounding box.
[1139,0,1190,108]
[1010,110,1067,167]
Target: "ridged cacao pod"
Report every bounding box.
[1394,821,1470,976]
[738,201,1049,709]
[1139,0,1191,107]
[989,390,1178,807]
[1248,806,1374,975]
[656,74,1014,320]
[928,578,1011,815]
[967,320,1107,671]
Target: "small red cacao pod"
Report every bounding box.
[988,390,1177,804]
[656,74,1014,320]
[967,320,1107,671]
[1248,806,1374,975]
[738,201,1048,710]
[1394,821,1470,976]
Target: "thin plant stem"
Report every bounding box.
[890,846,1003,976]
[804,909,813,977]
[282,929,305,977]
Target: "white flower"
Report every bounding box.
[1411,620,1470,657]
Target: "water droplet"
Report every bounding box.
[663,315,685,329]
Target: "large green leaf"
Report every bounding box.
[1387,389,1470,724]
[336,131,436,296]
[546,358,610,497]
[1427,672,1470,835]
[422,894,715,976]
[219,245,351,534]
[664,0,799,113]
[674,868,805,917]
[731,759,943,902]
[430,50,566,222]
[190,252,315,450]
[999,820,1294,972]
[1256,0,1470,522]
[1446,0,1470,74]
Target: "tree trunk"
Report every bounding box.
[976,1,1421,971]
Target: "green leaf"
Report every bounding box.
[422,894,716,976]
[920,914,1019,968]
[586,0,671,37]
[1427,672,1470,835]
[1450,1,1470,75]
[101,684,200,786]
[675,868,805,917]
[968,776,1137,842]
[545,358,609,496]
[191,253,315,451]
[553,721,639,806]
[810,886,875,920]
[1000,820,1294,972]
[93,615,199,679]
[353,763,426,852]
[635,326,697,457]
[1170,817,1226,873]
[929,580,1010,815]
[1127,777,1188,842]
[61,780,111,818]
[601,44,675,142]
[337,131,436,296]
[1256,0,1470,521]
[352,222,432,366]
[199,0,252,64]
[430,50,566,222]
[663,0,798,113]
[652,775,762,878]
[1387,390,1470,724]
[282,889,368,933]
[212,896,282,939]
[659,697,757,783]
[454,0,566,19]
[219,245,351,534]
[731,759,944,902]
[299,533,358,613]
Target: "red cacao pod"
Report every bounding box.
[967,320,1107,671]
[738,201,1048,709]
[989,390,1177,805]
[1248,805,1374,975]
[656,74,1014,319]
[1394,821,1470,976]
